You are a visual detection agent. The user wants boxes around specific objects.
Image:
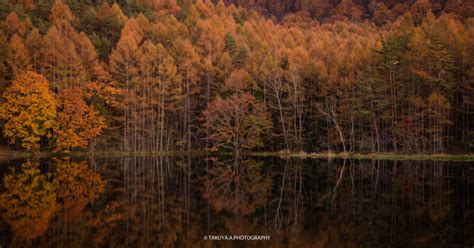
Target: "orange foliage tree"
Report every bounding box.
[55,87,106,152]
[202,93,272,154]
[0,71,56,150]
[0,0,473,153]
[6,34,30,77]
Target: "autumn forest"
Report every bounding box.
[0,0,473,154]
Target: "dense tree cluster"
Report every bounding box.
[219,0,474,24]
[0,0,472,153]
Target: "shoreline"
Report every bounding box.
[248,152,474,161]
[0,148,473,161]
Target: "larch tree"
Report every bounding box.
[49,0,75,33]
[379,32,411,152]
[6,0,35,11]
[25,28,42,72]
[284,46,309,150]
[426,91,452,153]
[372,3,395,26]
[88,2,126,60]
[0,0,471,154]
[111,2,128,25]
[6,34,30,77]
[40,27,86,90]
[0,71,57,151]
[0,33,7,92]
[109,17,143,151]
[40,0,98,90]
[410,0,433,25]
[17,17,33,38]
[76,31,103,81]
[138,41,181,151]
[332,0,364,22]
[2,12,21,39]
[174,38,201,151]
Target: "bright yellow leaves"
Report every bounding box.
[55,87,106,152]
[0,71,106,152]
[0,71,57,151]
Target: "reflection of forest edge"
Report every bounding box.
[0,156,472,247]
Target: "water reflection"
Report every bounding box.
[0,157,472,247]
[54,159,105,222]
[203,157,272,216]
[0,161,56,240]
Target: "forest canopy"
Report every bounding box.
[0,0,472,153]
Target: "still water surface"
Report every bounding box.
[0,156,472,247]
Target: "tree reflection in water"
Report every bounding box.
[0,161,56,241]
[0,159,119,247]
[203,157,272,216]
[54,159,105,222]
[0,157,472,247]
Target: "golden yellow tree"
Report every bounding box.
[0,71,56,150]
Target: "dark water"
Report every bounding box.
[0,156,473,247]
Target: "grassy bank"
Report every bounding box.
[0,148,209,159]
[248,151,474,161]
[0,147,34,158]
[1,147,473,162]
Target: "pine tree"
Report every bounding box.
[224,32,237,54]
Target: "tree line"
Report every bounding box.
[0,0,472,153]
[219,0,473,25]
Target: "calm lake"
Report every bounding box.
[0,156,473,247]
